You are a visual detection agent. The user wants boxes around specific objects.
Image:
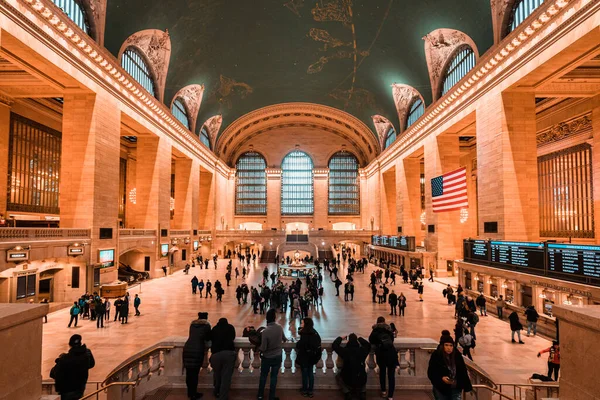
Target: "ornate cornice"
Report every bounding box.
[0,91,15,107]
[172,84,204,133]
[490,0,513,44]
[201,115,223,149]
[392,84,424,133]
[371,115,394,150]
[83,0,107,46]
[118,29,171,103]
[537,114,592,146]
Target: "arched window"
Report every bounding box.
[171,98,190,129]
[53,0,89,34]
[508,0,545,34]
[121,47,157,98]
[328,152,360,215]
[199,126,211,149]
[281,151,314,215]
[406,98,424,129]
[235,152,267,215]
[441,46,476,97]
[384,127,397,149]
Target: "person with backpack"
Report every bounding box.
[427,333,472,400]
[458,328,474,361]
[183,312,211,400]
[525,305,539,337]
[50,334,95,400]
[68,301,80,328]
[296,317,322,398]
[369,317,398,400]
[466,311,479,340]
[388,290,398,316]
[537,341,560,381]
[257,309,288,400]
[332,333,371,400]
[210,317,236,400]
[475,293,487,316]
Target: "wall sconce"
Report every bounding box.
[487,278,493,284]
[501,282,508,289]
[539,290,547,299]
[473,275,480,281]
[563,294,573,305]
[184,237,190,244]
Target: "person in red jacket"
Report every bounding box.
[537,341,560,381]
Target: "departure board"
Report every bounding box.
[547,243,600,279]
[372,235,416,252]
[490,241,545,270]
[464,240,490,263]
[372,236,381,246]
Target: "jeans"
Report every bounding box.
[390,305,397,315]
[257,356,282,400]
[210,350,236,400]
[400,306,405,316]
[96,313,104,328]
[432,387,462,400]
[527,321,537,336]
[301,365,314,393]
[378,363,396,397]
[185,366,201,399]
[479,305,487,316]
[548,362,560,381]
[511,330,522,342]
[68,315,78,327]
[497,306,503,320]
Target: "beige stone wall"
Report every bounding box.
[381,167,397,235]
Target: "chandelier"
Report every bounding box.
[460,208,468,224]
[420,211,426,225]
[129,188,136,204]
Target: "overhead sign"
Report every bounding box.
[7,250,29,262]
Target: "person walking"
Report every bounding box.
[162,265,168,276]
[458,328,474,361]
[296,317,322,398]
[332,333,371,400]
[50,334,95,400]
[257,309,288,400]
[191,276,199,294]
[210,317,237,400]
[418,282,424,301]
[183,312,211,400]
[369,317,398,400]
[428,267,434,282]
[388,291,398,316]
[496,296,506,320]
[538,341,560,381]
[134,294,141,316]
[198,279,205,298]
[67,301,80,328]
[398,293,407,316]
[95,299,105,328]
[525,305,539,337]
[427,333,472,400]
[475,293,487,316]
[120,297,129,324]
[509,311,525,344]
[206,280,213,298]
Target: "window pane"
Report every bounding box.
[122,47,157,99]
[406,98,424,129]
[171,98,190,129]
[52,0,89,34]
[441,47,476,96]
[385,128,397,149]
[509,0,545,33]
[17,276,26,299]
[281,151,314,215]
[328,152,360,215]
[235,152,267,215]
[200,127,211,149]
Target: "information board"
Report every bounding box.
[547,243,600,279]
[464,240,490,263]
[372,235,416,252]
[490,241,544,270]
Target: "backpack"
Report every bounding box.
[378,330,395,352]
[243,326,265,348]
[471,313,479,324]
[459,334,472,348]
[70,306,80,316]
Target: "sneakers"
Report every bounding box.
[519,341,525,344]
[512,339,516,343]
[381,391,387,397]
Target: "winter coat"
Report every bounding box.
[509,312,523,331]
[332,336,371,389]
[182,319,212,368]
[295,328,322,367]
[368,323,398,367]
[427,348,472,395]
[50,345,95,394]
[211,320,236,354]
[525,307,539,322]
[388,293,398,306]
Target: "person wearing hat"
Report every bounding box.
[183,312,212,400]
[50,334,95,400]
[332,333,371,400]
[427,333,472,400]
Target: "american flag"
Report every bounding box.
[431,167,468,213]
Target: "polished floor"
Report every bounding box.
[144,388,432,399]
[41,259,552,384]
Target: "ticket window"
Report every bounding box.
[465,271,472,290]
[490,284,498,299]
[522,285,533,308]
[505,288,514,304]
[16,273,36,301]
[477,280,484,293]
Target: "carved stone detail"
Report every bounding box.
[372,115,394,150]
[84,0,107,46]
[0,91,15,107]
[423,28,479,102]
[202,115,223,149]
[537,114,592,146]
[119,29,172,103]
[392,84,424,133]
[172,84,205,132]
[490,0,514,44]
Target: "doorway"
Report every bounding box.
[144,257,151,272]
[39,278,52,302]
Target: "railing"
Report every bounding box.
[0,228,91,242]
[310,230,377,237]
[42,380,104,399]
[81,382,136,400]
[215,230,284,237]
[102,337,440,399]
[170,230,191,236]
[196,230,212,235]
[119,229,156,237]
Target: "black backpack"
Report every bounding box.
[243,326,265,348]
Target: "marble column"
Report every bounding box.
[266,169,282,230]
[173,158,198,231]
[396,157,422,243]
[313,168,329,229]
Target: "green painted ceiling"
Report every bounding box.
[105,0,493,138]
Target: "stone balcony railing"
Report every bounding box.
[215,230,285,238]
[101,337,442,399]
[309,230,377,237]
[119,229,156,238]
[0,228,91,242]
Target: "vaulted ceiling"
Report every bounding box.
[104,0,494,139]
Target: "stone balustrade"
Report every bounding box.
[309,230,377,237]
[104,337,440,399]
[119,229,156,237]
[0,228,90,242]
[215,230,284,237]
[170,230,191,237]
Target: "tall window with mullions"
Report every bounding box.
[121,47,157,99]
[171,98,190,129]
[235,152,267,215]
[406,97,424,129]
[328,152,360,215]
[52,0,89,34]
[508,0,545,35]
[281,151,314,215]
[441,46,476,97]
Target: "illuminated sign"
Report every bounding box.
[193,241,199,251]
[68,246,85,256]
[98,249,115,268]
[160,244,169,257]
[7,250,29,262]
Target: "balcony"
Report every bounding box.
[0,228,90,243]
[118,229,156,238]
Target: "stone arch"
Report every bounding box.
[200,115,223,149]
[392,84,426,133]
[171,84,204,133]
[371,115,396,150]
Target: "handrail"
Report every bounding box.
[79,382,136,400]
[102,345,175,386]
[464,356,498,389]
[471,384,516,400]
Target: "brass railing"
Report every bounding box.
[80,382,136,400]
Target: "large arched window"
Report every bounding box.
[508,0,545,34]
[199,126,211,149]
[384,127,397,149]
[53,0,89,34]
[328,152,360,215]
[406,98,424,129]
[281,151,314,215]
[235,152,267,215]
[441,46,476,97]
[121,47,157,98]
[171,98,190,129]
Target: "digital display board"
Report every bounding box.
[193,241,199,251]
[490,241,544,270]
[547,243,600,279]
[371,235,416,252]
[466,240,490,263]
[160,244,169,257]
[98,249,115,268]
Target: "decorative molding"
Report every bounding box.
[423,28,479,102]
[84,0,107,46]
[537,114,592,146]
[490,0,513,44]
[371,115,394,150]
[391,84,424,133]
[202,115,223,149]
[0,91,15,107]
[118,29,171,103]
[172,84,204,133]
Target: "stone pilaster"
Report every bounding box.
[198,169,214,231]
[124,152,136,228]
[173,158,196,231]
[381,168,397,235]
[266,168,282,230]
[313,168,329,228]
[476,91,539,241]
[591,95,600,243]
[396,157,422,242]
[0,95,13,218]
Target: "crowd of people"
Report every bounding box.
[66,291,141,329]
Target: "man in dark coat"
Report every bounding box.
[120,297,129,324]
[369,317,399,399]
[50,334,95,400]
[332,333,371,400]
[509,311,525,344]
[183,312,212,400]
[210,318,236,400]
[388,291,398,316]
[427,334,472,400]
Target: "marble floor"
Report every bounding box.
[41,259,552,384]
[145,388,432,399]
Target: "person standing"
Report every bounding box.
[509,311,525,344]
[120,297,129,324]
[113,297,122,322]
[538,341,560,381]
[257,309,287,400]
[162,265,167,276]
[388,291,398,316]
[427,333,472,400]
[183,312,211,400]
[68,301,80,328]
[50,334,95,400]
[428,268,434,282]
[496,296,506,320]
[296,317,322,398]
[198,279,205,298]
[104,299,111,321]
[398,293,407,317]
[95,299,105,328]
[191,276,199,294]
[458,328,474,361]
[418,282,424,301]
[332,333,371,400]
[369,317,398,400]
[210,317,237,400]
[134,294,141,316]
[475,293,487,316]
[525,305,539,337]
